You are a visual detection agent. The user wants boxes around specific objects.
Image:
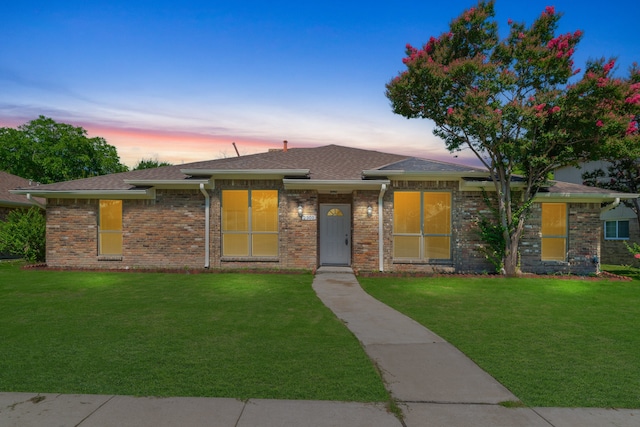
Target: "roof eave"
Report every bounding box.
[283,179,390,194]
[123,179,213,189]
[180,169,310,179]
[363,170,489,179]
[10,188,156,200]
[533,192,639,202]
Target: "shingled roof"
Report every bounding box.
[8,144,636,202]
[0,171,43,208]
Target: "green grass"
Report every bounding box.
[0,261,388,402]
[359,272,640,408]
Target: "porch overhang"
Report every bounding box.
[283,179,390,194]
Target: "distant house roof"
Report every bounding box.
[9,144,637,202]
[0,171,44,208]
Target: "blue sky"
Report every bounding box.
[1,0,638,167]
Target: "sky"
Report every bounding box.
[1,1,638,168]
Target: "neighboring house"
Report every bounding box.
[555,162,640,265]
[11,144,636,274]
[0,171,45,220]
[1,171,45,258]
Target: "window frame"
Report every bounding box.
[221,189,279,258]
[98,199,123,256]
[604,220,630,240]
[541,203,567,262]
[392,190,452,261]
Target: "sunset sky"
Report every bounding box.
[1,1,638,168]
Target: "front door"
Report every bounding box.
[319,204,351,266]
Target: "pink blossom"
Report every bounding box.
[551,106,561,113]
[626,121,638,135]
[518,32,525,39]
[596,120,604,127]
[603,60,615,74]
[635,253,640,259]
[545,6,555,15]
[574,30,583,38]
[447,107,454,115]
[572,68,581,76]
[534,103,547,112]
[625,94,640,104]
[508,18,513,25]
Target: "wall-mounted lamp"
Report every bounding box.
[298,204,304,218]
[367,205,373,218]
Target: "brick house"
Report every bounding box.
[10,145,636,274]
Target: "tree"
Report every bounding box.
[133,158,173,170]
[0,207,46,263]
[0,116,128,183]
[582,159,640,224]
[386,1,640,276]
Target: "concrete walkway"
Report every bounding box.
[1,267,638,426]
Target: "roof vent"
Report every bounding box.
[283,140,288,152]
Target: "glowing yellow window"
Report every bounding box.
[393,191,451,260]
[99,200,122,255]
[222,190,278,257]
[423,192,451,259]
[541,203,566,261]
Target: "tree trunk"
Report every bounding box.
[502,215,527,277]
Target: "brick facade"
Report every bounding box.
[43,180,601,274]
[601,218,640,265]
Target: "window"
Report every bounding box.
[604,220,630,240]
[99,200,122,255]
[393,191,451,260]
[222,190,278,257]
[541,203,566,261]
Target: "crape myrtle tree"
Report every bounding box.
[0,116,128,184]
[386,1,640,276]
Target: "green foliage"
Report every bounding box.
[133,158,173,170]
[582,160,640,221]
[476,191,506,272]
[386,1,640,275]
[0,265,388,401]
[0,116,128,183]
[0,207,46,262]
[360,275,640,408]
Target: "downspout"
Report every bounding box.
[26,194,46,210]
[199,183,210,269]
[378,184,387,272]
[600,197,620,214]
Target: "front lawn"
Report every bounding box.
[359,273,640,408]
[0,262,388,402]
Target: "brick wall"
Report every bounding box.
[521,202,600,275]
[601,218,640,265]
[43,181,603,274]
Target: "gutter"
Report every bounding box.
[26,194,46,210]
[378,184,387,272]
[199,183,211,269]
[601,197,621,214]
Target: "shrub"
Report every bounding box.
[0,207,46,262]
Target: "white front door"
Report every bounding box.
[319,204,351,266]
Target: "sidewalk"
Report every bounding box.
[1,268,638,426]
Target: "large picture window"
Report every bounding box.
[541,203,567,261]
[222,190,278,257]
[393,191,451,260]
[99,200,122,255]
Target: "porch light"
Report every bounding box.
[298,204,304,218]
[367,205,373,218]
